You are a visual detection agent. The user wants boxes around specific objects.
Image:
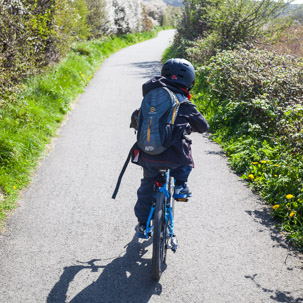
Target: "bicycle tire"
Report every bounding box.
[152,191,167,280]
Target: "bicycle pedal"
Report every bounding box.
[171,235,178,252]
[175,198,188,202]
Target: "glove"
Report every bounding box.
[130,108,140,130]
[184,123,192,135]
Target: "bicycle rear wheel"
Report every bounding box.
[152,192,168,280]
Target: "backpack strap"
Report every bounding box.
[171,91,180,124]
[161,87,180,124]
[112,143,136,200]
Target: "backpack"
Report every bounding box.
[136,87,180,155]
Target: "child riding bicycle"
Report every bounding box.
[130,58,209,236]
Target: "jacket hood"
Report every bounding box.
[142,76,188,98]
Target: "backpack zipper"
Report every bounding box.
[147,118,152,142]
[171,93,179,124]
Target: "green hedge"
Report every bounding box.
[0,0,108,106]
[192,48,303,249]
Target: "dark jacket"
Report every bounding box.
[130,76,209,169]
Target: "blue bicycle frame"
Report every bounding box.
[143,169,174,240]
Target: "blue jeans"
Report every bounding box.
[134,166,192,224]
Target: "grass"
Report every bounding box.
[0,28,162,223]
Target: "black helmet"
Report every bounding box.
[161,58,195,90]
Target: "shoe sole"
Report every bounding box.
[173,193,192,199]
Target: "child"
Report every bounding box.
[130,58,209,235]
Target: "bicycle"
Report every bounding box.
[136,168,188,280]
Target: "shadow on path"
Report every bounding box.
[130,61,162,79]
[47,235,161,303]
[246,207,294,251]
[245,274,303,303]
[246,206,303,268]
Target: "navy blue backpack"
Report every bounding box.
[112,87,181,199]
[136,87,180,155]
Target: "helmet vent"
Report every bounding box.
[181,68,186,72]
[178,74,184,78]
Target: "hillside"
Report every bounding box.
[143,0,183,6]
[164,0,183,6]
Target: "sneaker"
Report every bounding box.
[173,184,192,199]
[135,223,146,238]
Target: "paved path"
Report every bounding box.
[0,30,302,303]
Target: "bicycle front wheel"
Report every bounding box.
[152,191,168,280]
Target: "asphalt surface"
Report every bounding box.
[0,30,302,303]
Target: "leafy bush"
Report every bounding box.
[0,0,96,106]
[162,0,303,249]
[163,5,181,27]
[170,0,290,62]
[86,0,107,38]
[199,48,303,152]
[192,49,303,249]
[2,0,166,107]
[0,0,55,101]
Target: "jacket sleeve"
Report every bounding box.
[130,108,140,130]
[181,101,209,133]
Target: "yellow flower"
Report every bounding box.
[81,74,85,77]
[248,174,254,180]
[289,212,296,217]
[274,175,278,178]
[273,205,280,210]
[274,164,279,167]
[253,162,259,165]
[286,194,294,199]
[13,185,16,189]
[260,160,267,164]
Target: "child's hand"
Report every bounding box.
[130,108,140,130]
[184,123,192,135]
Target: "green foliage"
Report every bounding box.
[163,5,182,27]
[161,41,190,62]
[0,0,109,110]
[162,0,303,249]
[0,0,87,105]
[199,49,303,151]
[178,0,213,41]
[0,0,56,101]
[0,29,161,222]
[172,0,291,62]
[86,0,106,38]
[71,0,91,40]
[190,49,303,249]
